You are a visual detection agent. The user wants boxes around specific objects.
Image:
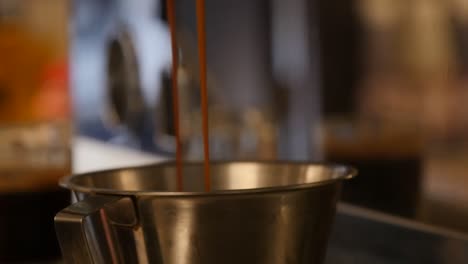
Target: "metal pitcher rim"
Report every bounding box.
[60,161,357,197]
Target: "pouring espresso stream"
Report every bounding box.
[167,0,211,192]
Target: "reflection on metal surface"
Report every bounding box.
[55,162,354,263]
[326,203,468,264]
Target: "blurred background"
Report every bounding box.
[72,0,468,231]
[1,0,468,262]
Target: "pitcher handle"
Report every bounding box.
[55,195,136,264]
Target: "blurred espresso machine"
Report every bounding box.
[73,0,322,161]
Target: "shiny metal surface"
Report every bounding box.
[55,162,355,264]
[326,203,468,264]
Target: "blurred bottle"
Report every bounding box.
[0,0,71,262]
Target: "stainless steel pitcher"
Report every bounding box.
[54,161,356,264]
